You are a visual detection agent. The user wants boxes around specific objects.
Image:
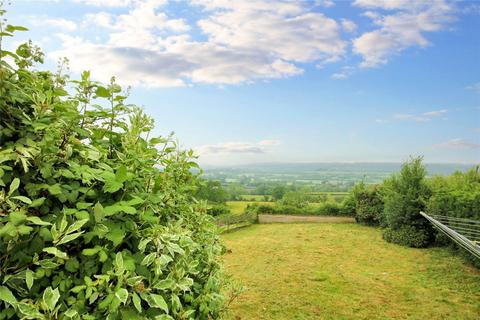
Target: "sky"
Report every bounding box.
[4,0,480,166]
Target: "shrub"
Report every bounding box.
[382,157,434,247]
[382,226,431,248]
[426,167,480,266]
[427,168,480,220]
[339,192,356,216]
[0,17,224,319]
[352,182,384,226]
[207,204,231,217]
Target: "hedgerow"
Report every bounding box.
[0,11,224,320]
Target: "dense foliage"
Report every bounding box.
[352,182,384,226]
[348,157,479,262]
[0,16,224,320]
[381,158,433,247]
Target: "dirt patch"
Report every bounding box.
[258,214,355,224]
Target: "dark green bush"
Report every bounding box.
[207,204,231,217]
[382,226,431,248]
[382,157,434,247]
[0,16,224,319]
[352,183,384,226]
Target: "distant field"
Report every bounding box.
[226,201,273,214]
[310,191,349,203]
[222,224,480,319]
[240,195,269,201]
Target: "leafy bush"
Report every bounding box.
[427,168,480,220]
[207,204,231,217]
[426,167,480,266]
[0,17,224,319]
[382,226,431,248]
[352,182,384,226]
[382,157,434,247]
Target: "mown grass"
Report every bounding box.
[222,223,480,320]
[226,201,272,214]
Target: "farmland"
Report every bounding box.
[226,201,272,214]
[222,224,480,320]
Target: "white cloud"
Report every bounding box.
[341,19,357,33]
[49,0,346,87]
[393,109,448,122]
[435,138,480,149]
[45,18,77,31]
[74,0,135,7]
[196,139,281,155]
[352,0,454,67]
[331,65,355,79]
[315,0,335,8]
[465,82,480,92]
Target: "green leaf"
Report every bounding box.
[56,231,83,245]
[154,279,174,290]
[25,269,34,290]
[64,309,79,318]
[48,184,62,195]
[144,294,168,313]
[17,303,44,319]
[82,246,101,256]
[12,195,31,204]
[132,292,142,313]
[30,197,46,208]
[8,178,20,196]
[115,288,128,305]
[141,253,156,266]
[115,252,124,270]
[104,205,136,216]
[116,165,128,182]
[95,86,110,98]
[6,24,28,32]
[94,202,105,222]
[43,247,68,259]
[76,202,92,210]
[66,219,89,234]
[26,216,51,226]
[0,286,17,305]
[42,287,60,311]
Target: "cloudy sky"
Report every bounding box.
[6,0,480,165]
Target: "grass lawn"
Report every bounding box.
[222,223,480,319]
[226,201,272,214]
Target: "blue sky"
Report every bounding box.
[5,0,480,165]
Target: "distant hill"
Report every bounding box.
[202,162,477,186]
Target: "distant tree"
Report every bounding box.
[227,183,246,201]
[272,185,287,200]
[195,179,228,203]
[280,191,309,208]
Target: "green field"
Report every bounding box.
[222,224,480,319]
[226,201,272,214]
[240,195,269,201]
